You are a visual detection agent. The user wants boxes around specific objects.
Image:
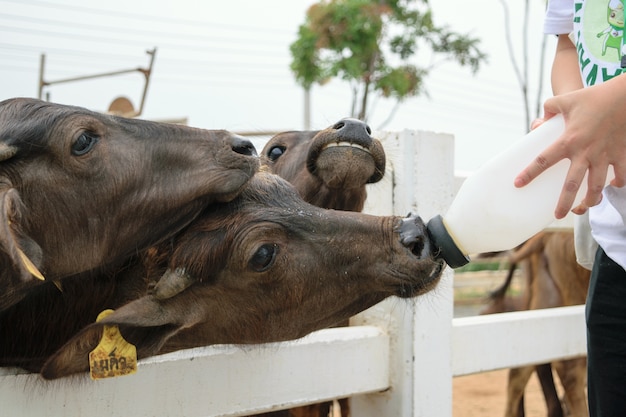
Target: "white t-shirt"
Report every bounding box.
[545,0,626,270]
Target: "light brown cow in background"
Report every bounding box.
[481,231,590,417]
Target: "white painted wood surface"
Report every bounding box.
[353,129,456,417]
[0,326,389,417]
[452,305,587,376]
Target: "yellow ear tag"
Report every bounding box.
[89,309,137,380]
[17,248,45,281]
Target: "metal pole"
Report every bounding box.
[37,48,157,112]
[303,87,311,130]
[43,68,142,87]
[136,48,157,117]
[38,53,46,99]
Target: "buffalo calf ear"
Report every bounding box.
[0,186,44,283]
[42,298,189,379]
[40,325,103,380]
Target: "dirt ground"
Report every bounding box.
[453,368,559,417]
[330,368,557,417]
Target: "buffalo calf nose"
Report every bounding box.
[332,118,372,140]
[231,136,258,157]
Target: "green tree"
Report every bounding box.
[290,0,488,127]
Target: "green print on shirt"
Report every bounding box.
[597,0,624,59]
[578,38,624,83]
[575,0,625,86]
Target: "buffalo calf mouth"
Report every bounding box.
[320,141,371,155]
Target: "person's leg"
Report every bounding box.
[586,248,626,416]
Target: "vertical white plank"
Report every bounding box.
[353,130,456,417]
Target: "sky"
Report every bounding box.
[0,0,555,172]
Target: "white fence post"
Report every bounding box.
[354,129,456,417]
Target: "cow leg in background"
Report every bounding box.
[535,363,564,417]
[517,397,525,417]
[507,363,567,417]
[553,358,588,417]
[505,366,534,417]
[336,399,348,417]
[505,364,563,417]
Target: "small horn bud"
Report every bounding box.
[153,267,196,300]
[0,144,18,162]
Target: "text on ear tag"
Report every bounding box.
[89,309,137,380]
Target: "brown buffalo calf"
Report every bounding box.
[0,170,442,379]
[0,98,258,310]
[262,118,385,212]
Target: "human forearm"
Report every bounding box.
[551,34,583,95]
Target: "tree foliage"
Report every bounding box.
[290,0,488,124]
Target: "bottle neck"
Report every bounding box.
[426,215,470,269]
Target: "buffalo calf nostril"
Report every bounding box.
[334,118,372,140]
[232,137,258,157]
[399,218,420,247]
[398,214,432,258]
[410,238,425,257]
[332,121,346,130]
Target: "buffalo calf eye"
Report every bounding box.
[249,243,278,272]
[267,146,285,162]
[72,132,99,156]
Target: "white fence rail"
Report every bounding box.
[1,129,587,416]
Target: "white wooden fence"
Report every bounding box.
[0,129,587,416]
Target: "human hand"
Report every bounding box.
[514,81,626,219]
[515,114,599,218]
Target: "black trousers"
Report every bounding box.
[586,247,626,417]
